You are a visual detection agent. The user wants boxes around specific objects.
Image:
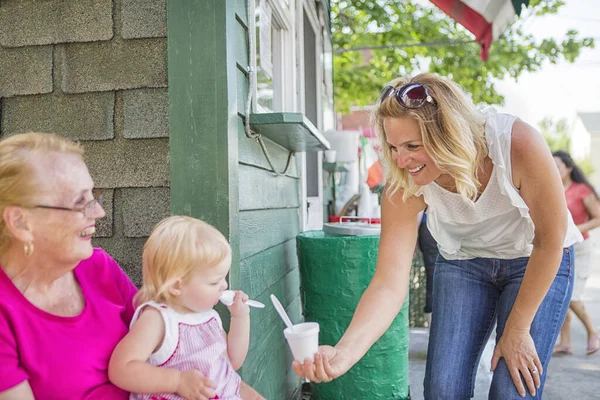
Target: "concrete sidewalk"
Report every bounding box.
[408,232,600,399]
[543,242,600,399]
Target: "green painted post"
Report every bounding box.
[167,0,240,289]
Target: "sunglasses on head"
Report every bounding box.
[378,83,436,109]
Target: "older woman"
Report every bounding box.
[0,132,137,399]
[0,133,267,400]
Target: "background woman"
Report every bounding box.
[553,150,600,356]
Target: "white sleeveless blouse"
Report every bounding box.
[417,108,582,260]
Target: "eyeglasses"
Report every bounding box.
[379,83,436,109]
[33,193,104,218]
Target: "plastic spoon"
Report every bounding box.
[270,294,294,332]
[272,294,310,383]
[219,290,265,308]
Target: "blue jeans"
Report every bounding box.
[423,248,574,399]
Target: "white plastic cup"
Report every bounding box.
[283,322,320,362]
[324,150,337,163]
[323,130,359,163]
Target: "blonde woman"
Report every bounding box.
[293,73,582,399]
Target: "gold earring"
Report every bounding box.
[24,242,34,257]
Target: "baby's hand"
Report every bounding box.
[176,369,216,400]
[228,290,250,318]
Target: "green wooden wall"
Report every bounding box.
[168,0,240,289]
[235,0,304,397]
[169,1,305,398]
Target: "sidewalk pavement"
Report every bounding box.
[543,238,600,399]
[408,232,600,399]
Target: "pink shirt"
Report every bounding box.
[0,248,137,399]
[566,182,594,240]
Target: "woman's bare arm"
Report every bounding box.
[294,187,426,382]
[335,188,426,365]
[506,119,569,331]
[578,193,600,234]
[491,119,569,397]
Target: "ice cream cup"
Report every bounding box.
[283,322,320,362]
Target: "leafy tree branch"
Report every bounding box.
[332,0,595,112]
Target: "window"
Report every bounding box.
[254,0,293,112]
[299,0,325,230]
[303,9,319,198]
[321,18,335,132]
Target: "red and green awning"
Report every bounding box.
[429,0,529,60]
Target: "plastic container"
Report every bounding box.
[324,216,381,236]
[323,130,359,163]
[283,322,320,362]
[296,230,409,400]
[327,216,381,224]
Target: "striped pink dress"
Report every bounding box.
[129,302,241,400]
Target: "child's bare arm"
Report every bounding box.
[109,308,178,392]
[108,307,216,398]
[226,291,250,369]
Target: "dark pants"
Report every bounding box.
[418,221,439,313]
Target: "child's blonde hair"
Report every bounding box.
[134,216,232,307]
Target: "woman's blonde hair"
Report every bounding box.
[135,216,232,307]
[373,73,487,201]
[0,132,84,255]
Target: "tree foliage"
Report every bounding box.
[540,117,571,152]
[540,117,594,176]
[332,0,595,112]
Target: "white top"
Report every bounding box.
[417,108,582,260]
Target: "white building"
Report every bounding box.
[570,112,600,190]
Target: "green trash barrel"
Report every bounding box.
[297,230,409,400]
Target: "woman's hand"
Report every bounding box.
[176,370,217,400]
[491,327,543,398]
[227,290,250,318]
[291,345,353,383]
